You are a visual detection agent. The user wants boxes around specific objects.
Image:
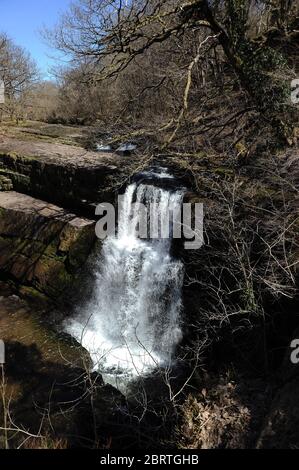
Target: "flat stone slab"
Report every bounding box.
[0,136,121,169]
[0,190,94,224]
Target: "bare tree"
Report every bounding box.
[45,0,297,142]
[26,81,59,122]
[0,33,39,122]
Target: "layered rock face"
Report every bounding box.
[0,191,96,302]
[0,129,137,301]
[0,137,129,216]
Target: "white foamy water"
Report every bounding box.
[67,176,184,380]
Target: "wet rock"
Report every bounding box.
[0,295,125,449]
[96,143,113,153]
[116,143,137,156]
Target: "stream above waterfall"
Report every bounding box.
[66,167,185,385]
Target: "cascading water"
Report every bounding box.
[67,169,185,381]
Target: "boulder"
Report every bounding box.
[0,191,96,302]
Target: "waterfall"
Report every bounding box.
[67,170,185,379]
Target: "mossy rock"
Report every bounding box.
[0,192,96,302]
[33,255,73,298]
[19,285,51,307]
[0,175,13,191]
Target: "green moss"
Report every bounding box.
[21,240,46,258]
[0,237,31,261]
[12,237,33,252]
[0,151,38,165]
[194,151,208,159]
[0,175,13,191]
[34,255,73,298]
[68,230,95,270]
[43,240,60,258]
[19,285,50,306]
[55,266,73,287]
[214,167,234,177]
[0,168,31,191]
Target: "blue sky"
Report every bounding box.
[0,0,73,79]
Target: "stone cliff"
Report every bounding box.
[0,137,131,216]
